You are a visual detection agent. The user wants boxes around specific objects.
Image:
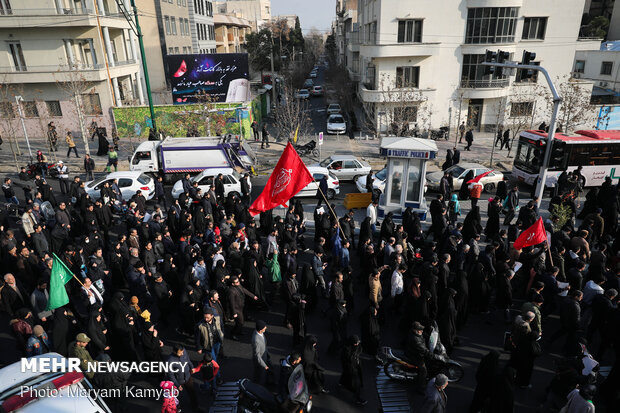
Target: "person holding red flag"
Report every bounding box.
[513,217,547,251]
[249,143,314,216]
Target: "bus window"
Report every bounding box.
[514,138,542,174]
[567,145,591,167]
[549,141,568,170]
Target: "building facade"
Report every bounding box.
[189,0,217,54]
[574,41,620,103]
[214,0,271,31]
[349,0,600,133]
[214,14,251,53]
[0,0,144,139]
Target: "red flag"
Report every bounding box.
[467,170,494,184]
[513,217,547,250]
[249,143,314,215]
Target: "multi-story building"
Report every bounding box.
[214,0,271,31]
[0,0,144,137]
[351,0,601,133]
[214,14,251,53]
[189,0,217,54]
[573,41,620,103]
[334,0,358,76]
[272,14,298,29]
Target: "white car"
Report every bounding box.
[295,166,340,199]
[326,103,341,115]
[310,85,323,96]
[356,167,387,194]
[85,171,155,201]
[314,155,371,181]
[326,114,347,135]
[303,79,314,88]
[171,168,249,199]
[0,353,112,413]
[295,89,310,99]
[426,163,505,192]
[309,71,317,78]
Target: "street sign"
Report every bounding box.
[318,132,323,145]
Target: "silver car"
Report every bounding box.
[426,163,504,192]
[85,171,155,201]
[314,155,371,181]
[326,114,346,135]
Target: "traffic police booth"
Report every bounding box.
[378,137,438,221]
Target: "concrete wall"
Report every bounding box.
[574,49,620,91]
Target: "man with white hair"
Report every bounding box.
[1,273,27,316]
[420,373,448,413]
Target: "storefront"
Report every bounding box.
[378,137,438,221]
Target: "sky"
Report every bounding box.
[271,0,334,34]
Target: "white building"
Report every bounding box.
[214,0,271,31]
[574,41,620,103]
[189,0,217,54]
[0,0,145,139]
[350,0,601,133]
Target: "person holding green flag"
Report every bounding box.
[106,146,118,172]
[45,254,76,311]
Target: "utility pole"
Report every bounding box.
[116,0,157,131]
[14,96,33,159]
[482,50,562,208]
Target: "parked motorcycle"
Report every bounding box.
[294,140,319,158]
[380,326,464,383]
[430,126,450,141]
[25,161,59,179]
[238,364,312,412]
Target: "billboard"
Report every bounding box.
[166,53,250,104]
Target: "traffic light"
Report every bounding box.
[496,50,510,77]
[522,51,536,65]
[484,50,497,76]
[519,51,537,81]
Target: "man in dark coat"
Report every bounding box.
[166,345,198,411]
[226,275,257,339]
[316,175,328,207]
[1,273,29,317]
[465,128,474,151]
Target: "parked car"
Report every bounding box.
[295,166,340,199]
[326,103,341,115]
[171,167,249,199]
[303,79,314,89]
[295,89,310,99]
[85,171,155,201]
[326,114,347,135]
[309,71,317,78]
[426,163,504,192]
[313,155,371,181]
[356,167,387,194]
[310,85,323,96]
[0,353,112,413]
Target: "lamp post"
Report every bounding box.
[14,96,33,159]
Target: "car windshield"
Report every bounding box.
[232,170,241,180]
[447,165,466,178]
[137,174,151,185]
[328,104,339,110]
[319,158,333,167]
[375,168,387,181]
[330,115,344,123]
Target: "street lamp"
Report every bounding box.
[14,95,33,159]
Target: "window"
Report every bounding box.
[522,17,547,40]
[574,60,585,73]
[81,93,102,115]
[395,66,420,88]
[168,47,174,54]
[174,47,179,54]
[510,101,534,117]
[406,159,422,202]
[601,61,613,75]
[0,102,14,118]
[397,19,423,43]
[179,19,185,35]
[461,54,506,87]
[46,101,62,117]
[22,101,39,118]
[8,41,26,71]
[118,178,133,188]
[164,16,171,35]
[0,0,12,15]
[389,160,404,204]
[465,7,519,44]
[171,17,177,35]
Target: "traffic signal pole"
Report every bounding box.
[481,60,562,208]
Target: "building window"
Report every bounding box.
[522,17,547,40]
[171,17,177,35]
[397,20,423,43]
[461,54,506,87]
[164,16,171,35]
[46,100,62,117]
[81,94,102,115]
[8,41,27,71]
[180,19,185,35]
[601,61,613,75]
[168,47,174,54]
[22,101,39,118]
[0,102,14,118]
[186,19,190,36]
[465,7,518,44]
[574,60,585,73]
[510,101,534,117]
[396,66,420,88]
[174,47,179,54]
[0,0,12,15]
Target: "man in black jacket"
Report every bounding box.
[240,174,251,206]
[549,290,583,353]
[227,275,257,340]
[405,322,443,389]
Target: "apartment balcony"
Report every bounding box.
[216,35,224,45]
[0,60,139,84]
[459,78,510,99]
[228,33,235,42]
[468,0,523,7]
[359,86,435,103]
[360,42,440,58]
[0,8,130,29]
[343,9,356,21]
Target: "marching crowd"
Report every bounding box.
[0,150,619,413]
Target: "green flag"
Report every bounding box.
[45,254,74,311]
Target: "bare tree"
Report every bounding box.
[505,85,546,156]
[0,78,23,171]
[273,84,312,142]
[555,76,597,132]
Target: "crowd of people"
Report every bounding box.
[0,148,619,413]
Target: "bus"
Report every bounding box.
[512,129,620,188]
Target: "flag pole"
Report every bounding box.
[53,253,86,288]
[314,180,348,242]
[545,238,554,267]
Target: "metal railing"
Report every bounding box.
[460,78,509,88]
[114,59,137,66]
[0,63,106,73]
[0,8,94,16]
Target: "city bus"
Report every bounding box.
[512,129,620,188]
